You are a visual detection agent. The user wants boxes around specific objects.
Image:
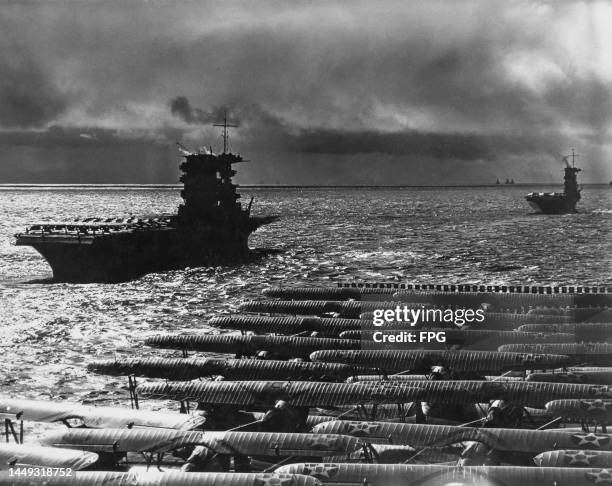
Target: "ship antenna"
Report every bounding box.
[213,110,238,154]
[570,148,578,167]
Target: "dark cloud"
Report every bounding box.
[293,129,496,160]
[170,97,196,124]
[170,97,234,125]
[0,126,177,184]
[0,0,610,183]
[0,59,67,129]
[170,97,568,163]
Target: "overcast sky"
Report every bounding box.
[1,0,611,184]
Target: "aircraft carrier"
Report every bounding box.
[526,150,582,214]
[14,119,278,283]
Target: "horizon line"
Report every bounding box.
[0,183,610,188]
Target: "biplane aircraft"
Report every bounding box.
[392,290,612,310]
[0,471,322,486]
[311,420,612,465]
[209,316,578,344]
[535,449,612,468]
[262,286,397,301]
[519,323,612,341]
[40,428,361,470]
[309,349,572,374]
[135,381,426,409]
[88,358,369,382]
[144,334,359,359]
[0,443,98,471]
[545,399,612,429]
[523,307,612,322]
[357,311,573,329]
[248,411,418,431]
[137,379,612,409]
[263,286,612,308]
[276,462,612,486]
[499,344,612,367]
[208,315,367,337]
[238,300,575,326]
[526,370,612,385]
[347,369,612,385]
[0,398,205,430]
[424,380,610,407]
[339,328,574,350]
[346,374,525,383]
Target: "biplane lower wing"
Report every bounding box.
[0,471,321,486]
[0,443,98,471]
[0,398,205,430]
[276,462,612,486]
[41,428,360,458]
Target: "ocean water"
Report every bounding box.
[0,185,610,417]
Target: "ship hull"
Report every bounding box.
[525,194,577,214]
[16,228,253,283]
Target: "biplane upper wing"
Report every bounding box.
[309,349,572,373]
[88,357,363,382]
[339,328,574,350]
[535,449,612,468]
[546,399,612,422]
[312,420,612,453]
[392,289,612,309]
[261,286,395,301]
[500,344,612,367]
[144,334,359,358]
[136,381,425,408]
[527,370,612,385]
[208,315,364,336]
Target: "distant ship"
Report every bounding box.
[525,150,581,214]
[14,118,278,282]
